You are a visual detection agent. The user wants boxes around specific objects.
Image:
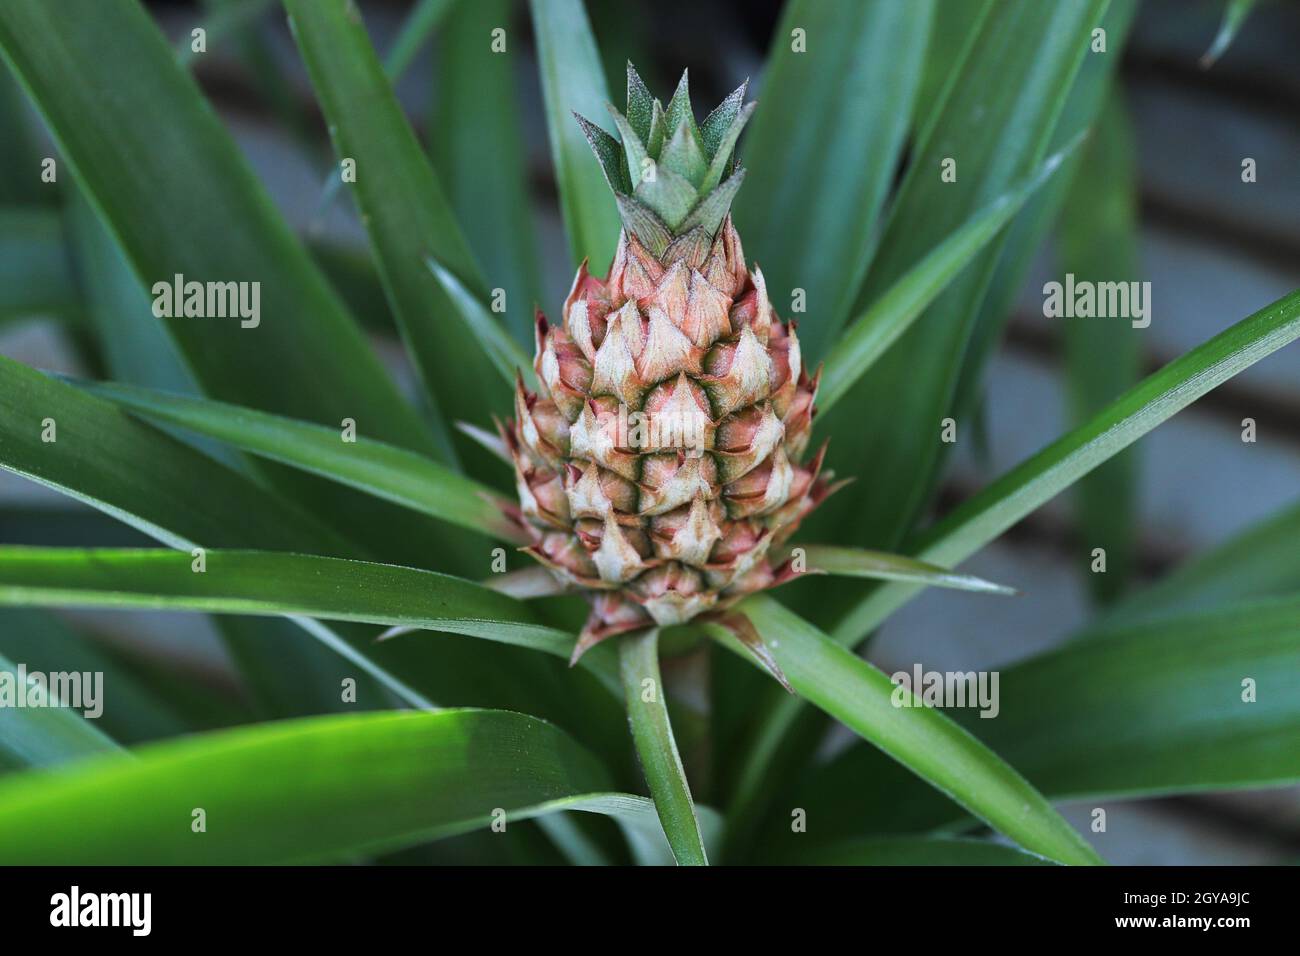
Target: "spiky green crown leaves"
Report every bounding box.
[575,63,755,257]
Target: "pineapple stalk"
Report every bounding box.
[506,65,835,662]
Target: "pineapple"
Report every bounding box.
[507,65,834,662]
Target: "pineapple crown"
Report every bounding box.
[575,63,755,257]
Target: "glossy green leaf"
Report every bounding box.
[0,0,463,569]
[833,285,1300,645]
[0,709,657,864]
[284,0,506,474]
[385,0,457,78]
[910,0,991,130]
[0,208,78,321]
[948,0,1137,436]
[79,380,521,543]
[726,596,1101,865]
[1059,89,1142,603]
[619,630,708,866]
[1101,498,1300,628]
[425,258,533,386]
[797,545,1016,595]
[787,596,1300,841]
[431,0,541,347]
[0,357,354,555]
[738,0,932,360]
[0,67,44,205]
[0,546,580,662]
[0,647,119,772]
[0,609,226,748]
[0,0,434,452]
[178,0,275,66]
[813,1,1107,551]
[816,141,1080,413]
[529,0,621,274]
[64,189,345,719]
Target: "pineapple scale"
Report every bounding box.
[507,215,830,644]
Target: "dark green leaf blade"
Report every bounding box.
[786,596,1300,842]
[618,630,708,865]
[814,0,1108,551]
[833,285,1300,645]
[737,0,933,360]
[529,0,622,274]
[283,0,510,473]
[1059,89,1143,603]
[0,547,577,663]
[431,0,542,347]
[727,596,1101,866]
[0,709,658,864]
[79,379,520,543]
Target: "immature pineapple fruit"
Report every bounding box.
[508,65,833,660]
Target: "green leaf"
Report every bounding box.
[726,596,1101,866]
[0,609,221,748]
[0,0,436,455]
[529,0,622,274]
[1201,0,1257,67]
[0,546,614,681]
[424,258,534,387]
[737,0,932,360]
[0,0,464,569]
[1059,89,1142,603]
[431,0,541,347]
[79,380,521,543]
[0,67,44,205]
[949,0,1137,443]
[658,121,708,188]
[1101,498,1300,628]
[384,0,457,79]
[777,836,1054,866]
[814,0,1107,551]
[284,0,507,474]
[0,709,659,864]
[831,285,1300,645]
[788,597,1300,840]
[618,630,708,866]
[0,647,119,773]
[0,357,354,554]
[0,207,78,321]
[698,101,755,194]
[816,141,1080,414]
[910,0,991,131]
[797,545,1016,595]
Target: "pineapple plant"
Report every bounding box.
[512,68,832,664]
[0,0,1296,873]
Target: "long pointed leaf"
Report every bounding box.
[725,596,1101,865]
[79,380,521,543]
[0,546,579,663]
[0,709,655,864]
[784,596,1300,843]
[618,630,708,865]
[529,0,621,274]
[817,141,1080,413]
[813,1,1108,551]
[284,0,508,475]
[833,285,1300,645]
[737,0,932,360]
